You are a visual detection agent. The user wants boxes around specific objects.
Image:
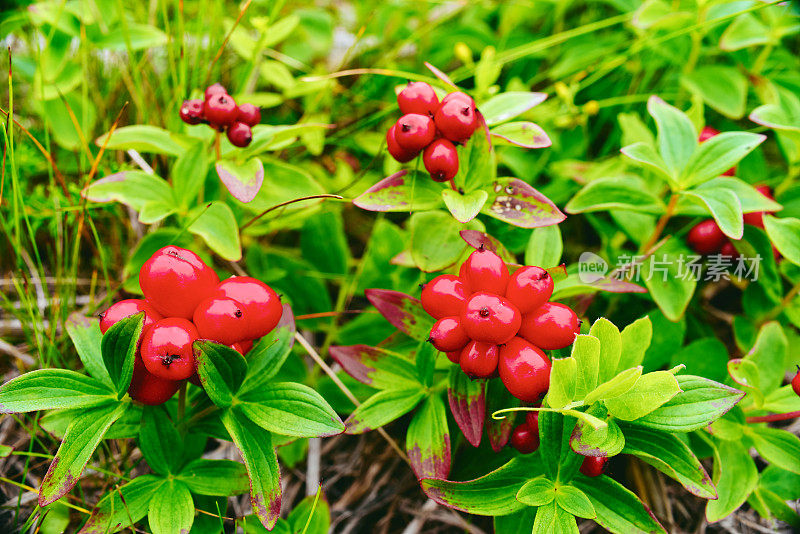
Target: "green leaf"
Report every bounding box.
[727,359,762,405]
[571,413,625,458]
[353,170,443,213]
[441,189,488,224]
[239,382,344,438]
[744,321,788,395]
[0,369,112,413]
[455,124,496,192]
[583,366,642,405]
[406,394,451,479]
[720,13,770,50]
[494,509,537,534]
[39,402,127,506]
[516,476,555,506]
[681,132,766,187]
[548,357,577,409]
[678,177,782,216]
[533,501,579,534]
[706,439,758,523]
[139,406,183,475]
[573,475,665,533]
[539,411,583,483]
[617,317,652,372]
[101,313,143,399]
[95,125,189,156]
[621,424,715,499]
[148,479,194,534]
[94,23,168,50]
[642,240,696,321]
[620,142,674,186]
[482,178,566,228]
[525,224,562,269]
[490,121,551,149]
[647,96,697,178]
[556,485,595,519]
[329,345,420,390]
[590,318,622,383]
[216,157,265,204]
[177,459,249,496]
[172,143,209,210]
[222,408,281,530]
[480,92,547,125]
[195,341,247,407]
[77,475,163,534]
[364,289,435,342]
[241,305,295,392]
[565,176,665,215]
[301,209,349,275]
[604,371,680,421]
[681,65,748,119]
[187,202,241,261]
[421,457,534,516]
[753,486,800,529]
[749,427,800,476]
[83,171,175,220]
[415,340,436,388]
[409,210,481,272]
[344,388,425,434]
[571,335,600,400]
[763,215,800,266]
[65,313,113,387]
[447,367,486,447]
[287,493,330,534]
[635,375,744,432]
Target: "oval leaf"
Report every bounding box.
[216,157,264,203]
[483,178,566,228]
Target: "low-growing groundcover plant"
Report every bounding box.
[2,0,800,532]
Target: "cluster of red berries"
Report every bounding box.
[386,82,479,183]
[421,246,580,403]
[99,246,282,405]
[179,83,260,147]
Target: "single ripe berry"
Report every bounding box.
[421,274,470,319]
[792,366,800,397]
[180,99,205,125]
[459,340,500,378]
[429,316,470,353]
[237,103,261,127]
[720,241,738,258]
[461,247,510,296]
[498,337,551,402]
[193,297,249,345]
[445,350,461,364]
[99,299,162,335]
[579,456,608,477]
[526,411,540,432]
[205,83,227,100]
[227,121,253,148]
[398,82,439,116]
[139,246,220,319]
[505,266,554,314]
[128,355,182,405]
[141,318,199,381]
[212,276,283,340]
[204,92,238,129]
[386,123,419,163]
[510,422,539,454]
[434,92,478,143]
[423,139,459,182]
[687,220,727,255]
[462,292,521,345]
[518,302,580,350]
[743,185,774,228]
[394,113,436,152]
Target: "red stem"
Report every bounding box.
[746,410,800,424]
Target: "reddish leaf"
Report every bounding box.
[424,62,459,90]
[215,158,264,203]
[329,345,419,389]
[458,230,516,264]
[591,277,647,293]
[447,367,486,447]
[365,289,434,342]
[483,178,566,228]
[407,395,451,479]
[352,170,442,213]
[490,121,552,149]
[546,264,568,284]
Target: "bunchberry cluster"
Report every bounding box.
[179,83,260,147]
[386,82,479,184]
[421,246,580,403]
[99,246,282,405]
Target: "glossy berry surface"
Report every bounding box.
[434,93,477,143]
[687,220,727,255]
[398,82,439,116]
[429,316,470,352]
[505,266,554,314]
[445,350,461,364]
[792,367,800,397]
[141,318,199,381]
[459,340,499,378]
[237,103,261,127]
[423,139,459,182]
[526,411,540,432]
[230,340,253,355]
[139,246,220,319]
[421,274,469,319]
[128,355,182,405]
[461,247,509,296]
[193,297,249,345]
[99,299,162,335]
[179,99,205,125]
[204,83,227,100]
[212,276,283,340]
[227,121,253,147]
[204,92,238,128]
[386,123,419,163]
[394,113,436,152]
[462,292,521,345]
[579,456,608,477]
[498,337,551,402]
[510,422,539,454]
[720,241,738,258]
[518,302,580,350]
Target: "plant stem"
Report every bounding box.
[214,131,221,161]
[746,411,800,424]
[639,194,679,254]
[448,177,457,192]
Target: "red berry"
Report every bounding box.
[421,274,470,319]
[212,277,283,340]
[128,355,182,405]
[193,297,249,345]
[204,83,227,100]
[720,241,738,258]
[526,410,540,431]
[434,92,478,143]
[180,99,205,125]
[445,350,461,364]
[429,316,470,352]
[505,266,554,314]
[698,126,720,143]
[237,103,261,127]
[398,82,439,116]
[386,123,419,163]
[423,139,459,182]
[518,302,580,351]
[141,318,199,381]
[230,340,253,355]
[394,113,436,152]
[462,292,521,344]
[139,246,220,319]
[579,456,608,477]
[498,337,551,402]
[792,366,800,397]
[99,299,163,335]
[461,247,509,296]
[204,92,238,128]
[687,220,727,255]
[459,340,499,378]
[226,121,253,148]
[510,422,539,454]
